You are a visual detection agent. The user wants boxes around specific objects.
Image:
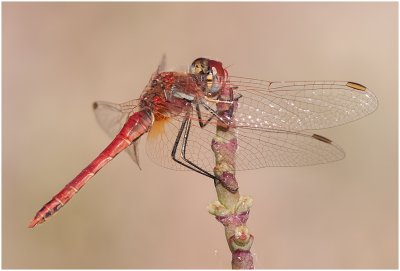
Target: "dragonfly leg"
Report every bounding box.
[171,117,215,180]
[196,103,216,128]
[200,102,228,125]
[181,118,216,179]
[197,88,242,128]
[197,99,233,128]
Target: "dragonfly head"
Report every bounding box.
[190,58,227,97]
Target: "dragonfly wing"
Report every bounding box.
[145,113,190,171]
[146,106,344,174]
[185,124,345,172]
[125,138,141,169]
[93,101,130,138]
[93,100,142,167]
[234,126,345,169]
[157,54,167,73]
[230,78,378,131]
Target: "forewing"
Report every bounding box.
[230,78,378,131]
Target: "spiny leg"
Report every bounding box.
[180,118,216,179]
[199,101,229,125]
[171,117,215,179]
[196,103,215,128]
[196,89,242,128]
[173,89,242,182]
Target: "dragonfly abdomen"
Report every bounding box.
[28,108,153,228]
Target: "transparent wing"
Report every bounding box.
[228,78,378,131]
[157,54,167,73]
[93,100,139,137]
[234,127,344,170]
[93,100,143,167]
[94,77,376,173]
[145,114,188,171]
[145,108,345,173]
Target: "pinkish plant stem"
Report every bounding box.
[208,86,254,269]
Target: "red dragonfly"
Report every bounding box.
[29,57,378,228]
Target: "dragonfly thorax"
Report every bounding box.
[140,71,200,120]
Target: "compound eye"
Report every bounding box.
[190,58,209,75]
[193,63,204,74]
[207,62,227,95]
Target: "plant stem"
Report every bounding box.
[208,86,254,269]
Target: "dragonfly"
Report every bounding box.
[29,57,378,228]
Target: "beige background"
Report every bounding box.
[3,2,397,269]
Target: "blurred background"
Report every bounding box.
[3,2,397,269]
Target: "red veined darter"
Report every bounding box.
[29,57,378,228]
